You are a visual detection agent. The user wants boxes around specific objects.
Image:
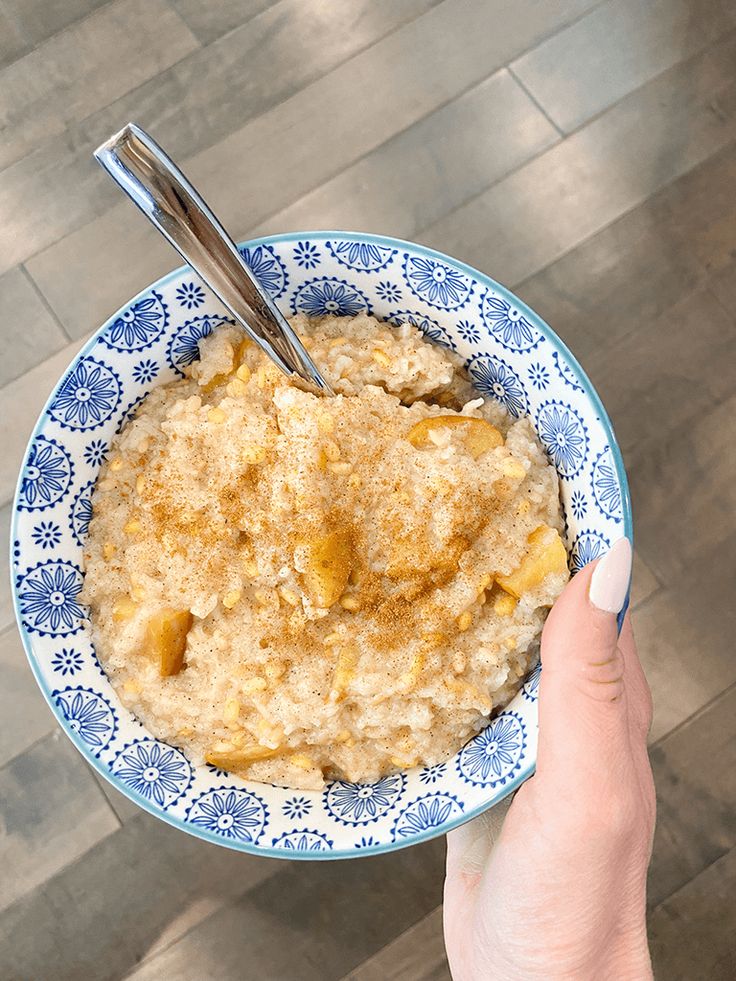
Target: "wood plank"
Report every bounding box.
[631,551,659,610]
[0,0,444,278]
[249,69,559,239]
[345,906,450,981]
[648,683,736,908]
[0,0,199,171]
[0,0,110,70]
[646,132,736,276]
[418,31,736,288]
[629,391,736,583]
[0,4,27,69]
[0,266,67,386]
[170,0,280,44]
[26,214,175,341]
[0,731,119,913]
[0,625,56,769]
[583,287,736,456]
[711,254,736,314]
[649,846,736,981]
[511,0,736,133]
[182,0,598,233]
[23,0,601,337]
[0,331,92,508]
[633,530,736,742]
[513,157,716,364]
[0,808,278,981]
[125,837,447,981]
[516,141,736,367]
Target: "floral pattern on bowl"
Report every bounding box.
[10,232,631,860]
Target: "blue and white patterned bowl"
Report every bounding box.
[10,232,631,859]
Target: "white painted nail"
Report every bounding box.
[589,538,632,614]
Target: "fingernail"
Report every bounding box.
[589,538,632,614]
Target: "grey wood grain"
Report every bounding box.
[0,266,67,385]
[631,552,659,610]
[125,0,444,174]
[0,626,56,768]
[648,683,736,908]
[419,31,736,287]
[125,836,447,981]
[0,0,110,69]
[649,845,736,981]
[0,808,278,981]
[27,212,175,340]
[185,0,598,237]
[0,0,443,278]
[0,3,27,69]
[0,331,92,508]
[345,906,450,981]
[629,391,736,583]
[0,0,200,171]
[20,0,601,333]
[249,69,559,239]
[583,287,736,456]
[654,136,736,276]
[511,0,736,134]
[0,731,119,913]
[711,254,736,314]
[514,180,709,365]
[170,0,281,44]
[633,530,736,742]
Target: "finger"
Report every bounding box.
[619,613,653,741]
[537,538,633,783]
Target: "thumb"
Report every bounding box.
[536,537,633,785]
[446,539,632,879]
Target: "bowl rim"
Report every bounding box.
[10,229,632,860]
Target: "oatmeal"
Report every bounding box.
[81,313,569,789]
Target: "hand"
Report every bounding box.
[444,539,655,981]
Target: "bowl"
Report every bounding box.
[10,232,631,859]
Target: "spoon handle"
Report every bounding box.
[95,123,332,394]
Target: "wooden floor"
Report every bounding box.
[2,1,736,977]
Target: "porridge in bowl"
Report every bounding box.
[81,313,569,790]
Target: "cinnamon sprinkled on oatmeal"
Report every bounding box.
[82,313,568,789]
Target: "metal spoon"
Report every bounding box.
[94,123,333,395]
